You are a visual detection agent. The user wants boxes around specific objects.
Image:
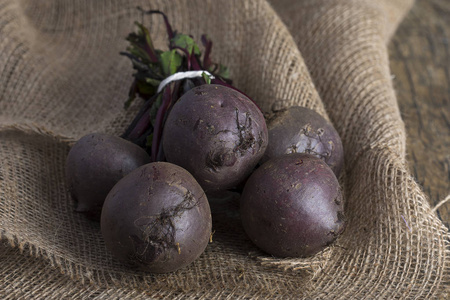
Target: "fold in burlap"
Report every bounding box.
[1,0,449,298]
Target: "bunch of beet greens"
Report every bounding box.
[121,9,233,162]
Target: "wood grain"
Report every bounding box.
[389,0,450,228]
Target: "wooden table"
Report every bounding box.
[389,0,450,229]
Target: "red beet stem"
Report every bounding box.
[151,86,172,161]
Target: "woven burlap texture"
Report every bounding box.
[1,0,449,298]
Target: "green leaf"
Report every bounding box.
[159,49,182,76]
[128,47,150,63]
[217,64,230,79]
[129,56,151,72]
[136,80,157,95]
[135,22,159,63]
[171,34,200,55]
[202,72,212,84]
[145,77,161,87]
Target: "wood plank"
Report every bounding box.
[389,0,450,228]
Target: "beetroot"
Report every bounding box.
[65,133,151,220]
[262,106,344,176]
[101,162,212,273]
[240,153,345,257]
[162,84,268,192]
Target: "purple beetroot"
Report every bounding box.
[162,84,268,192]
[101,162,212,273]
[262,106,344,176]
[240,153,345,258]
[65,132,151,220]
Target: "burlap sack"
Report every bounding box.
[1,0,448,298]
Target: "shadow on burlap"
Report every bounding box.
[0,0,448,298]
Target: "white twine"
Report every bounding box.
[157,70,215,93]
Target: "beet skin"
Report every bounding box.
[65,132,151,220]
[162,84,268,192]
[240,153,345,258]
[262,106,344,176]
[101,162,212,273]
